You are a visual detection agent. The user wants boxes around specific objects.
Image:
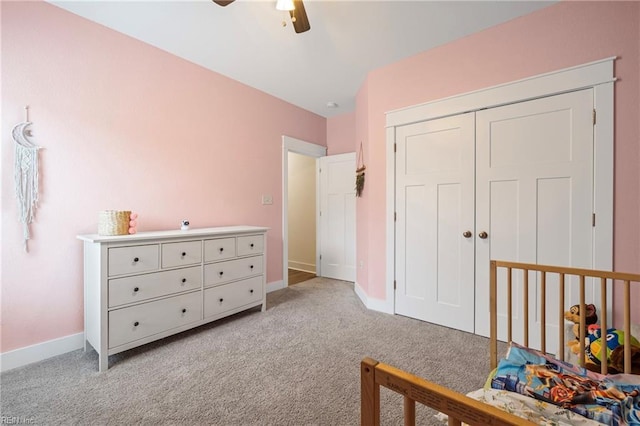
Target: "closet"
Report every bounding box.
[394,88,596,351]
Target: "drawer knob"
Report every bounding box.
[250,265,254,269]
[250,289,254,294]
[250,243,254,248]
[219,298,224,303]
[181,278,187,283]
[134,321,139,327]
[133,257,139,263]
[133,287,139,292]
[182,308,187,313]
[219,271,224,276]
[181,252,186,257]
[219,247,224,252]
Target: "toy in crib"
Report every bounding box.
[585,325,640,374]
[565,303,598,355]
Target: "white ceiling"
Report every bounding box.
[48,0,555,117]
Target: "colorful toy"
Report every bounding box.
[564,303,598,355]
[585,327,640,367]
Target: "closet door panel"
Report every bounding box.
[395,112,475,332]
[475,89,595,353]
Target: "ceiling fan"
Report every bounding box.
[212,0,311,34]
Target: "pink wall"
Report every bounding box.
[355,80,370,293]
[1,1,326,353]
[326,112,355,156]
[356,1,640,326]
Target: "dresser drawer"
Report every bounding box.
[237,235,264,256]
[108,266,202,308]
[108,245,159,276]
[204,237,236,262]
[162,241,202,268]
[108,292,202,349]
[204,255,263,287]
[204,276,263,318]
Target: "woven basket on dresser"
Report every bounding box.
[98,210,131,236]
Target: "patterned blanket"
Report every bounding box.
[491,343,640,425]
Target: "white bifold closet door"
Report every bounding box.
[475,89,595,353]
[395,112,476,332]
[395,89,595,351]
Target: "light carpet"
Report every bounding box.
[1,277,501,425]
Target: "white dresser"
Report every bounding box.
[78,226,268,371]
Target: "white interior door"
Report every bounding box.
[395,113,476,332]
[318,153,356,282]
[475,89,595,354]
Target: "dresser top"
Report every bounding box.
[77,225,269,243]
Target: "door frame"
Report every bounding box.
[282,135,327,288]
[385,57,616,315]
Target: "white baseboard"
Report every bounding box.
[0,332,84,372]
[354,281,394,314]
[287,262,316,274]
[267,279,285,293]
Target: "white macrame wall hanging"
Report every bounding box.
[12,106,42,252]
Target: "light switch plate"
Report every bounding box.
[262,194,273,205]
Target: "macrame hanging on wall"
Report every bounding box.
[12,107,42,252]
[355,142,366,197]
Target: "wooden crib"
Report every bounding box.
[361,260,640,426]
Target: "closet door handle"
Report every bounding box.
[463,231,472,238]
[478,231,488,239]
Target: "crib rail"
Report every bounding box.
[360,357,535,426]
[490,260,640,374]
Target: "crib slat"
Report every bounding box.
[600,277,608,374]
[523,269,529,347]
[579,276,586,367]
[490,261,498,371]
[507,267,512,343]
[540,271,546,354]
[448,417,462,426]
[624,280,631,373]
[558,273,565,361]
[404,397,416,426]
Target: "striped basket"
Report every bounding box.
[98,210,131,236]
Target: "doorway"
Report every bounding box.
[287,151,318,284]
[282,136,326,288]
[282,136,357,288]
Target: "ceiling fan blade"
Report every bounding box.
[289,0,310,34]
[213,0,235,6]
